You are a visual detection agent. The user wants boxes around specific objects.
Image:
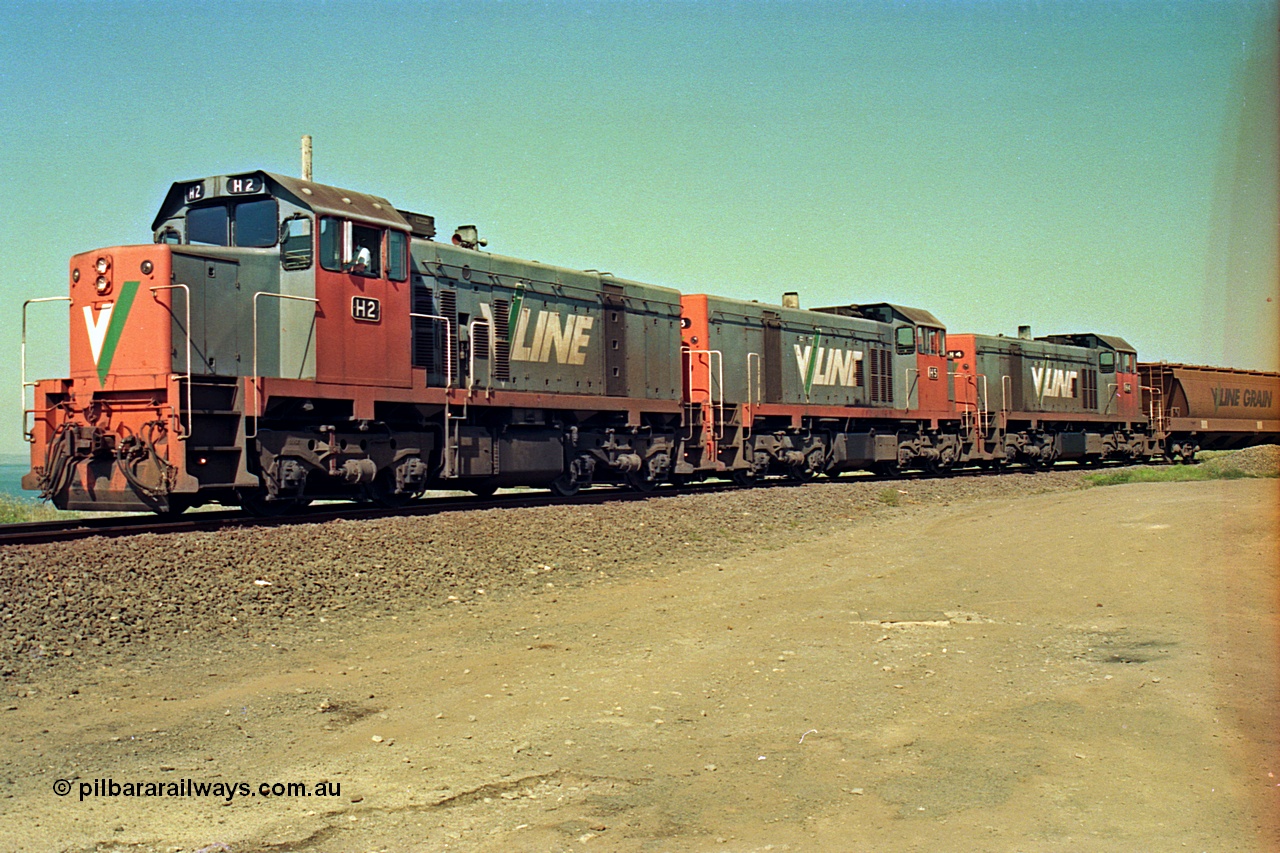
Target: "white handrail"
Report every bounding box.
[21,296,71,442]
[744,351,761,439]
[150,284,192,440]
[903,367,919,410]
[466,317,492,395]
[684,348,724,439]
[410,312,454,390]
[250,292,320,440]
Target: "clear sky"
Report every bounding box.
[2,0,1276,457]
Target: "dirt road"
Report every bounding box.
[1,477,1276,852]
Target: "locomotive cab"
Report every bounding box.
[1036,333,1141,421]
[811,302,950,414]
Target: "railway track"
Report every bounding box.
[0,480,759,547]
[0,459,1147,548]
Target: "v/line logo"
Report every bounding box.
[1030,364,1078,399]
[83,281,140,385]
[794,332,864,393]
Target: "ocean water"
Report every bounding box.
[0,462,32,500]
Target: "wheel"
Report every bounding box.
[548,474,580,497]
[468,482,499,498]
[369,470,413,508]
[731,469,758,487]
[237,489,303,517]
[873,460,902,478]
[626,469,660,493]
[153,497,189,519]
[787,464,816,482]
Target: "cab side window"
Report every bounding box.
[349,224,383,277]
[388,231,408,281]
[915,326,943,356]
[319,217,342,271]
[896,325,916,355]
[1099,351,1116,374]
[280,215,313,271]
[319,217,384,277]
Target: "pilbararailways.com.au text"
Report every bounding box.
[53,778,342,803]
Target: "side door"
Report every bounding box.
[314,217,412,388]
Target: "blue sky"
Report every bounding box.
[2,0,1276,457]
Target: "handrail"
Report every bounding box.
[250,292,320,440]
[410,312,458,476]
[150,284,192,440]
[684,347,724,440]
[744,351,761,439]
[410,312,454,390]
[466,317,492,396]
[903,367,919,410]
[21,296,71,443]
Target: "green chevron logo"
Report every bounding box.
[83,280,139,385]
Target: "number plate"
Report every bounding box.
[226,174,264,195]
[352,296,381,323]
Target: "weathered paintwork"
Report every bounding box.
[1140,363,1280,449]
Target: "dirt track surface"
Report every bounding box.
[1,475,1277,852]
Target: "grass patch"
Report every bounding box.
[1084,464,1253,488]
[0,494,73,524]
[877,487,902,506]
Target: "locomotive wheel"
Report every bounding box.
[548,474,580,497]
[238,489,304,517]
[626,469,660,493]
[154,497,190,519]
[873,460,902,478]
[787,464,815,482]
[369,471,412,509]
[731,468,757,487]
[468,482,499,498]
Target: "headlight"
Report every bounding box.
[96,276,111,295]
[95,257,109,274]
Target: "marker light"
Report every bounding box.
[140,260,154,275]
[72,269,80,283]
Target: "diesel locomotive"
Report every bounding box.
[19,170,1279,514]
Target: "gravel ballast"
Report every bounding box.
[1,451,1274,687]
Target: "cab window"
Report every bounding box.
[319,217,383,277]
[187,199,278,248]
[320,217,342,271]
[1119,353,1135,373]
[388,231,408,281]
[896,325,916,355]
[915,326,943,356]
[349,223,383,277]
[280,215,313,271]
[188,204,229,246]
[233,198,278,248]
[1099,351,1116,374]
